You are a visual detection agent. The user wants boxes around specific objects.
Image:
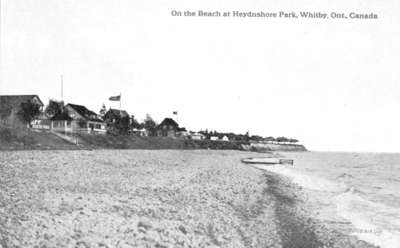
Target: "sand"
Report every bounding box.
[0,150,376,247]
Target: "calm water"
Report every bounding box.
[255,152,400,248]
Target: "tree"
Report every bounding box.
[18,100,41,127]
[250,135,263,142]
[288,138,299,144]
[130,115,142,129]
[142,114,157,136]
[0,102,12,121]
[99,104,107,117]
[264,136,275,143]
[45,100,63,117]
[115,116,130,134]
[276,136,289,144]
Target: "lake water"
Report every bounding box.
[254,152,400,248]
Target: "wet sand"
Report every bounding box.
[0,150,376,247]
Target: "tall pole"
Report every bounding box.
[119,92,121,115]
[60,74,64,102]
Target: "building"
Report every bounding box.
[157,118,180,137]
[221,135,230,142]
[0,95,44,127]
[50,112,73,135]
[131,128,148,136]
[103,108,130,133]
[64,103,106,134]
[31,113,51,130]
[189,132,206,140]
[104,108,129,122]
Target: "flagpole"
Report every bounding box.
[119,92,121,115]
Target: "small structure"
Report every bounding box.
[157,118,180,137]
[31,113,51,130]
[190,132,206,140]
[176,127,189,138]
[0,95,44,127]
[64,103,106,134]
[131,128,148,137]
[50,112,73,135]
[210,136,219,141]
[221,135,230,142]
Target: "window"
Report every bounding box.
[95,124,101,129]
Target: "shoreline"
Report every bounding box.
[260,169,378,248]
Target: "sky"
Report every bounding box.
[0,0,399,152]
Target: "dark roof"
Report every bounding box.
[159,118,179,128]
[50,112,73,121]
[0,95,44,108]
[106,108,129,118]
[177,127,186,132]
[66,103,103,122]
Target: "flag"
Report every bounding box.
[109,95,121,101]
[173,111,178,115]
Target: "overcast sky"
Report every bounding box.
[1,0,399,152]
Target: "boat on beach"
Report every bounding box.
[241,157,294,165]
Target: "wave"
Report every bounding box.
[253,164,348,192]
[253,164,400,248]
[335,190,400,248]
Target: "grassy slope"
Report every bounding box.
[0,126,78,150]
[0,126,307,151]
[76,133,245,150]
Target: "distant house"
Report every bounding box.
[64,103,106,134]
[104,108,129,122]
[103,108,130,133]
[210,136,219,141]
[176,127,189,138]
[0,95,44,127]
[131,128,148,137]
[190,132,206,140]
[157,118,181,137]
[221,135,230,142]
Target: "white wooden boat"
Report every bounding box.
[241,157,294,165]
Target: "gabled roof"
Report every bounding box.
[106,108,129,118]
[0,95,44,108]
[159,118,179,128]
[50,112,73,121]
[66,103,103,122]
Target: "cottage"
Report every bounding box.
[103,108,130,133]
[50,112,73,135]
[190,132,206,140]
[176,127,189,138]
[0,95,44,127]
[131,128,148,137]
[104,108,129,122]
[221,135,230,142]
[64,103,106,134]
[157,118,181,137]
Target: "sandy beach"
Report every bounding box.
[0,150,376,247]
